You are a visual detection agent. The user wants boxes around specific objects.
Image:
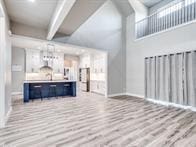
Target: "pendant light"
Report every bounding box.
[40,44,55,73]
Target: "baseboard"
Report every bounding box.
[147,98,196,112]
[5,106,12,124]
[0,106,12,128]
[108,93,145,98]
[12,92,22,95]
[125,93,145,99]
[108,93,127,98]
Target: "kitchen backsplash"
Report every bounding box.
[26,73,64,81]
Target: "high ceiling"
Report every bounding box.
[112,0,134,17]
[4,0,58,29]
[139,0,163,7]
[4,0,165,40]
[58,0,106,35]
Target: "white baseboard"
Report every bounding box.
[125,93,145,99]
[12,92,22,95]
[147,98,196,112]
[5,106,12,124]
[0,106,12,128]
[108,93,145,98]
[108,93,127,98]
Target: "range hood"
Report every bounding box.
[40,61,53,73]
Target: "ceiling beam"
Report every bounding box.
[128,0,148,22]
[47,0,76,40]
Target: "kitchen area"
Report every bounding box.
[11,37,107,102]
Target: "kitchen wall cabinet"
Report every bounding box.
[26,50,64,74]
[93,55,105,73]
[26,49,41,73]
[52,53,64,74]
[80,54,91,68]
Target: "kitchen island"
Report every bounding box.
[23,80,76,102]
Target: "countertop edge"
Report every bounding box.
[24,80,77,83]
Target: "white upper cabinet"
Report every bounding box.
[93,54,105,74]
[26,49,64,74]
[26,49,41,73]
[80,54,91,68]
[52,53,64,74]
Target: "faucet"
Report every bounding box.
[46,73,52,81]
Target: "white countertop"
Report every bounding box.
[24,80,77,83]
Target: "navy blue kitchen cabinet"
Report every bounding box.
[24,81,76,102]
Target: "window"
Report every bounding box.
[158,2,183,18]
[185,0,196,6]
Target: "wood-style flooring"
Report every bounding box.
[0,92,196,147]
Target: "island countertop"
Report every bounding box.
[23,80,77,83]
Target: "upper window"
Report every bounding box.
[185,0,196,6]
[158,2,183,18]
[158,0,196,18]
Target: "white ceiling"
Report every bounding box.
[138,0,163,7]
[4,0,164,39]
[12,35,106,56]
[58,0,106,35]
[4,0,58,29]
[112,0,134,17]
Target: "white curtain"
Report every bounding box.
[145,58,151,98]
[170,53,184,105]
[155,56,160,100]
[158,55,170,102]
[184,51,196,107]
[192,51,196,107]
[145,51,196,107]
[145,57,156,99]
[150,57,156,99]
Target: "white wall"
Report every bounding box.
[12,47,25,93]
[126,13,196,97]
[0,0,12,128]
[54,0,126,95]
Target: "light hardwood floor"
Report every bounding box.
[0,92,196,147]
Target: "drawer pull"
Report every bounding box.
[34,85,42,88]
[50,85,57,87]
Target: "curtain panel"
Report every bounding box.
[145,51,196,107]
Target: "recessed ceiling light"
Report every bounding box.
[28,0,35,2]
